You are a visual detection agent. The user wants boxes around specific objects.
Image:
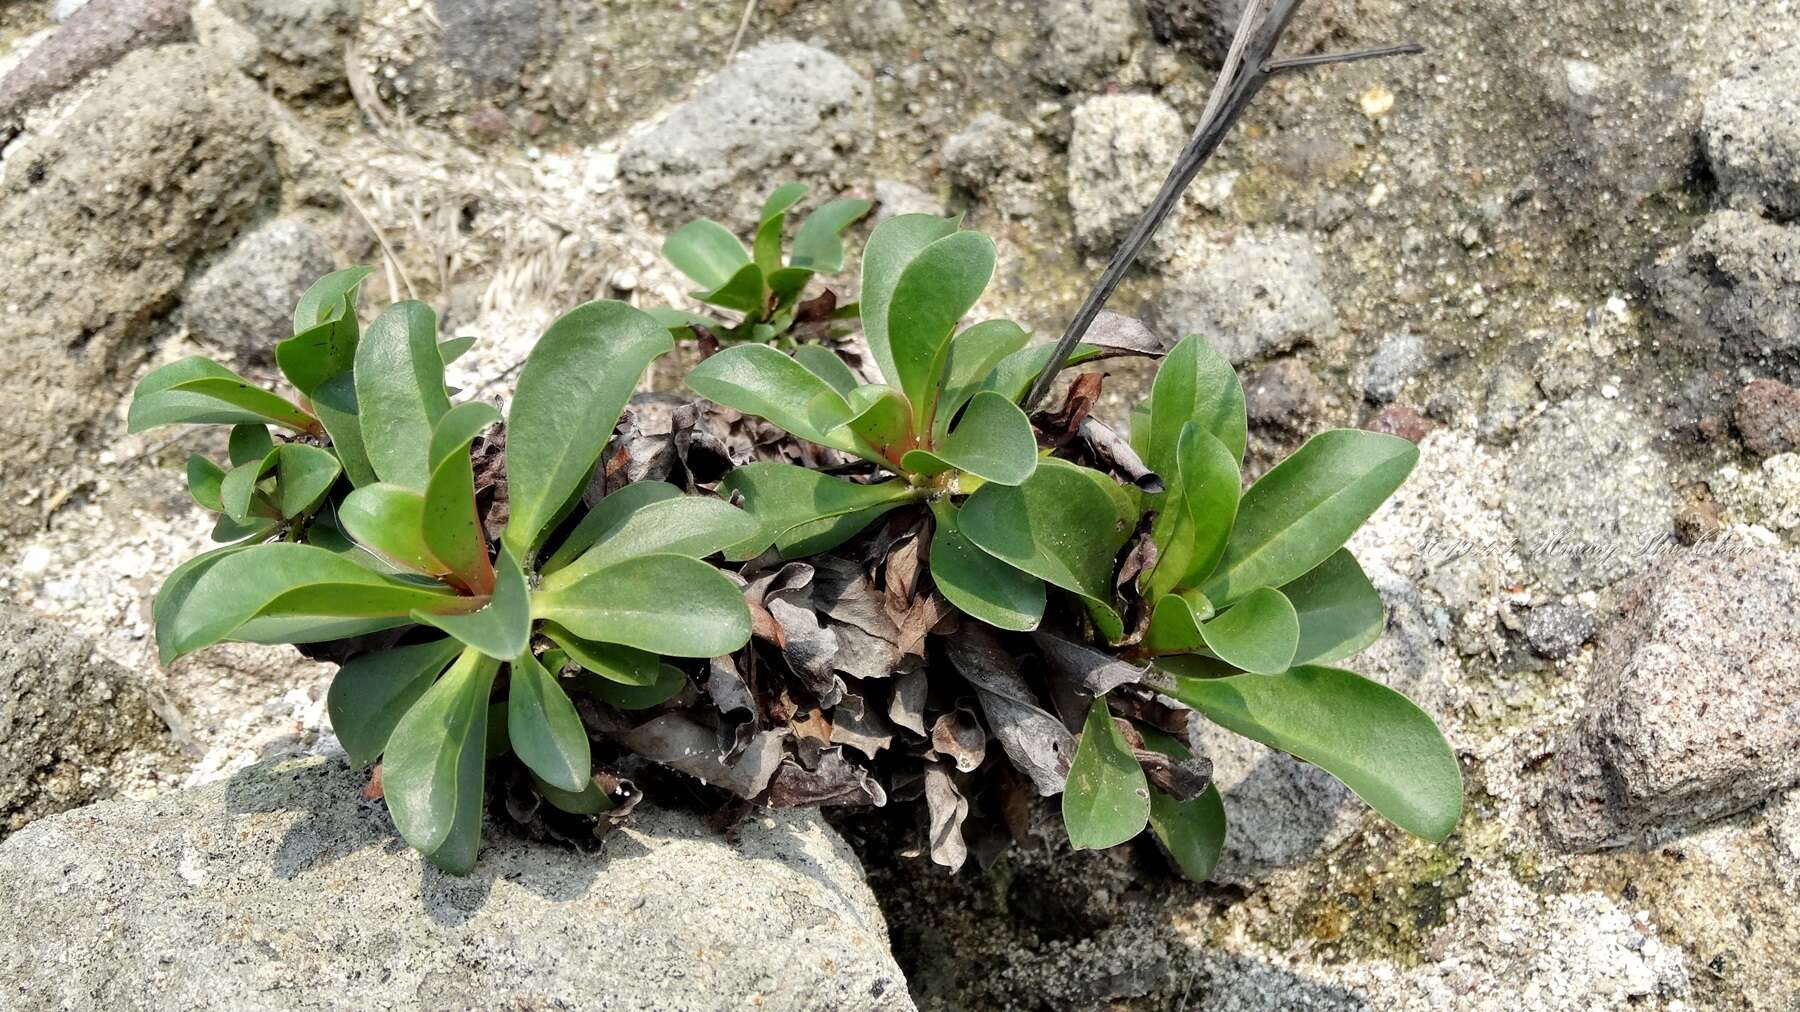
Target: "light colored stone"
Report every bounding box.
[1701,45,1800,220]
[185,218,339,365]
[1649,210,1800,381]
[1067,93,1184,251]
[1035,0,1142,89]
[1146,232,1338,365]
[218,0,362,99]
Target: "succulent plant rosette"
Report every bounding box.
[135,187,1460,877]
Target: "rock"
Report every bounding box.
[1734,377,1800,458]
[0,754,915,1011]
[1700,46,1800,221]
[1542,542,1800,850]
[1477,361,1540,443]
[435,0,558,98]
[1066,93,1184,251]
[1365,403,1436,443]
[185,218,339,365]
[620,41,871,221]
[1648,210,1800,381]
[1523,603,1596,660]
[0,45,278,540]
[218,0,362,99]
[873,179,940,222]
[1243,357,1329,438]
[1503,396,1675,593]
[1146,232,1338,365]
[1142,0,1241,65]
[941,112,1027,191]
[0,613,167,835]
[52,0,93,21]
[1360,331,1426,403]
[0,0,190,123]
[1035,0,1142,90]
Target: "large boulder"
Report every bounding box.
[1700,46,1800,221]
[1146,232,1338,365]
[217,0,363,100]
[0,44,277,540]
[1541,542,1800,850]
[0,755,914,1011]
[0,0,190,124]
[185,217,340,365]
[1648,210,1800,382]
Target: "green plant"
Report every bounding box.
[133,273,759,872]
[652,182,870,346]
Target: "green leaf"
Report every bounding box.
[277,316,357,397]
[438,336,477,365]
[1137,726,1226,883]
[792,344,861,396]
[959,458,1137,640]
[292,265,374,333]
[382,646,499,872]
[662,219,751,290]
[338,483,445,575]
[540,623,664,686]
[835,384,913,464]
[532,771,613,815]
[218,454,277,525]
[932,319,1032,442]
[228,424,273,466]
[1162,664,1462,841]
[1149,334,1247,469]
[1129,400,1151,462]
[428,401,501,467]
[186,454,225,512]
[157,543,456,664]
[760,182,810,222]
[1141,590,1212,655]
[569,663,688,710]
[1145,423,1239,599]
[1199,586,1299,675]
[531,553,751,658]
[718,463,919,560]
[269,444,342,518]
[1200,430,1417,605]
[753,211,787,275]
[503,301,673,558]
[928,500,1044,631]
[422,403,498,593]
[975,342,1108,404]
[152,543,260,647]
[413,548,530,660]
[541,481,683,576]
[860,214,959,393]
[508,649,591,792]
[685,344,856,450]
[774,502,911,558]
[327,637,464,767]
[1062,697,1151,850]
[789,197,872,272]
[1282,549,1385,665]
[311,371,378,488]
[887,230,996,433]
[646,306,721,337]
[900,390,1036,486]
[354,301,452,489]
[695,262,766,315]
[127,357,318,434]
[540,496,763,593]
[211,514,277,543]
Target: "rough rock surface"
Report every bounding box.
[1067,93,1185,250]
[435,0,557,97]
[1701,46,1800,221]
[942,111,1027,191]
[1542,542,1800,850]
[0,613,167,836]
[1035,0,1143,89]
[1649,210,1800,380]
[185,217,339,364]
[218,0,362,99]
[0,0,190,123]
[0,755,914,1012]
[1360,331,1426,403]
[0,44,277,539]
[620,41,871,221]
[1734,377,1800,457]
[1523,602,1597,660]
[1147,232,1338,364]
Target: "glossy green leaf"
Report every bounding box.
[718,463,920,560]
[860,214,959,392]
[438,335,477,365]
[413,548,529,660]
[1149,334,1246,469]
[663,219,751,289]
[339,483,445,575]
[932,319,1032,442]
[835,384,913,464]
[570,663,688,710]
[1062,697,1150,850]
[1162,664,1462,841]
[1200,430,1417,605]
[327,636,464,767]
[186,455,225,512]
[211,514,277,544]
[792,344,861,395]
[1128,400,1151,462]
[887,230,996,433]
[269,444,342,519]
[901,391,1036,486]
[1145,422,1239,600]
[382,647,499,873]
[1199,586,1299,675]
[152,543,260,648]
[646,306,721,337]
[695,262,766,315]
[775,502,911,558]
[218,455,276,524]
[541,496,763,592]
[292,265,374,333]
[429,402,500,467]
[927,500,1044,631]
[532,771,613,815]
[311,371,377,488]
[753,211,786,275]
[1137,726,1226,883]
[789,197,872,271]
[354,301,451,489]
[975,342,1108,404]
[228,424,273,466]
[1281,549,1385,665]
[508,649,591,792]
[1141,590,1212,655]
[127,357,318,434]
[685,344,856,450]
[541,481,683,576]
[422,404,497,593]
[531,553,751,658]
[503,301,673,558]
[540,623,664,687]
[761,182,810,221]
[277,317,357,398]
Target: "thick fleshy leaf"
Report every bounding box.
[218,456,275,524]
[833,384,913,465]
[1199,586,1299,675]
[509,649,591,792]
[1160,665,1463,841]
[695,262,765,315]
[775,502,912,558]
[210,514,277,544]
[157,543,456,664]
[503,301,673,557]
[928,500,1044,631]
[541,481,683,575]
[792,344,861,395]
[1200,430,1417,605]
[887,230,996,433]
[1149,334,1246,469]
[438,336,477,365]
[338,483,444,575]
[860,213,959,391]
[1137,726,1226,882]
[541,496,763,592]
[789,197,872,272]
[662,218,751,289]
[531,553,751,657]
[718,463,920,560]
[1282,549,1385,665]
[1146,422,1240,599]
[1062,698,1151,850]
[382,647,498,872]
[152,543,259,647]
[422,403,499,593]
[976,341,1108,404]
[761,182,810,221]
[127,357,318,434]
[354,301,452,488]
[1141,590,1212,655]
[685,344,856,450]
[228,424,272,466]
[901,390,1036,486]
[540,623,664,687]
[327,636,463,767]
[292,265,374,333]
[532,771,613,815]
[413,548,529,660]
[959,458,1137,640]
[932,319,1032,441]
[311,371,377,488]
[268,444,342,519]
[569,663,688,710]
[186,454,226,512]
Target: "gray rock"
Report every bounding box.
[1524,603,1597,660]
[1478,361,1540,443]
[0,754,915,1011]
[1701,46,1800,221]
[435,0,557,97]
[1035,0,1142,90]
[1243,357,1329,438]
[1734,377,1800,458]
[1360,331,1426,403]
[1067,93,1184,251]
[1648,210,1800,381]
[0,0,190,122]
[219,0,362,99]
[1542,543,1800,850]
[186,218,339,365]
[1146,232,1338,365]
[1142,0,1241,65]
[1503,396,1675,593]
[873,179,940,222]
[621,41,871,221]
[0,613,167,836]
[52,0,94,21]
[942,112,1027,191]
[0,45,278,540]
